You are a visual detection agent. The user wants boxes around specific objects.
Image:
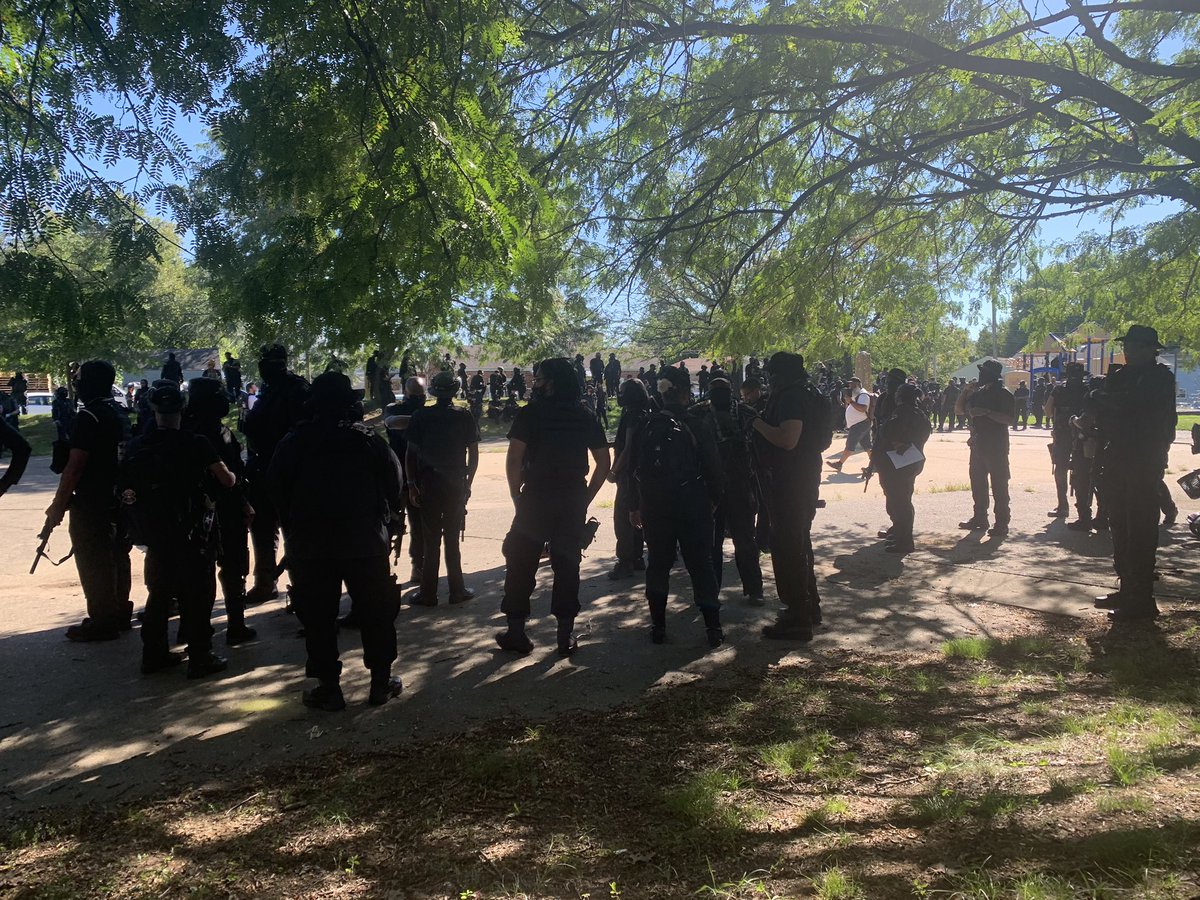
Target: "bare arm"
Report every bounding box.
[506,439,526,504]
[752,416,803,450]
[467,442,479,485]
[208,461,237,490]
[44,449,89,526]
[587,445,612,504]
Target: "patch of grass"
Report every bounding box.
[908,670,946,693]
[928,481,971,493]
[1094,792,1153,815]
[697,868,780,898]
[841,699,894,728]
[910,787,1035,824]
[758,732,857,782]
[811,866,863,900]
[1106,744,1163,786]
[805,796,852,828]
[662,769,747,830]
[1020,700,1051,717]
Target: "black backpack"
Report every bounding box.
[119,435,215,553]
[798,382,834,453]
[707,402,754,478]
[635,409,701,490]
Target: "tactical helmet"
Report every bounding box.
[430,370,459,398]
[147,379,186,415]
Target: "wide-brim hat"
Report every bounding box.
[310,371,363,412]
[1116,325,1165,349]
[429,371,459,397]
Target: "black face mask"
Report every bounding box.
[259,361,287,385]
[710,388,732,410]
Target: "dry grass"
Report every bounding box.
[3,612,1199,899]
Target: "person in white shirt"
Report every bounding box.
[828,377,873,471]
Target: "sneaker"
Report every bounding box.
[303,682,347,711]
[1047,507,1068,517]
[761,620,814,642]
[448,588,475,604]
[826,460,843,471]
[65,620,120,642]
[225,624,258,646]
[958,519,988,531]
[1108,606,1160,623]
[988,522,1009,536]
[1066,518,1092,531]
[1094,591,1126,610]
[186,653,228,679]
[650,625,666,644]
[745,592,766,606]
[368,672,403,706]
[877,526,894,539]
[706,627,725,649]
[408,591,438,607]
[608,562,635,580]
[141,651,185,675]
[495,630,534,655]
[245,584,278,606]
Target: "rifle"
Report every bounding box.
[30,524,73,575]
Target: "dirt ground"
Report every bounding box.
[1,426,1198,822]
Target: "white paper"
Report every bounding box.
[886,445,925,469]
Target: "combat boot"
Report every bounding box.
[244,583,278,606]
[303,679,346,711]
[1094,591,1126,610]
[1066,515,1092,531]
[648,595,668,644]
[701,607,724,649]
[958,518,988,530]
[762,614,813,642]
[368,670,403,706]
[556,617,578,658]
[495,615,534,654]
[187,653,228,679]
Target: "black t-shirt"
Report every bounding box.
[1048,381,1087,433]
[967,382,1016,447]
[509,400,607,491]
[759,382,820,484]
[406,402,479,473]
[71,400,126,506]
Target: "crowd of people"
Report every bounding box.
[0,326,1179,709]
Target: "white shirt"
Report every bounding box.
[845,389,871,427]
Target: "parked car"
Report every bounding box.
[24,391,54,415]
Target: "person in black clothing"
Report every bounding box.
[753,352,824,641]
[241,344,311,603]
[1012,380,1030,430]
[741,377,772,551]
[573,354,589,392]
[1030,377,1047,428]
[605,353,621,396]
[496,358,611,657]
[938,379,960,432]
[698,376,764,603]
[608,378,652,579]
[957,360,1016,535]
[1089,326,1176,622]
[43,360,133,641]
[222,352,243,400]
[51,386,76,442]
[1045,363,1089,521]
[744,357,762,385]
[185,377,257,645]
[0,415,31,499]
[697,365,711,399]
[405,371,479,606]
[873,383,931,554]
[366,351,381,401]
[510,367,527,401]
[269,372,405,709]
[9,372,28,414]
[121,381,235,678]
[457,362,469,399]
[384,377,428,586]
[161,352,183,386]
[590,352,604,387]
[490,368,507,401]
[629,365,725,646]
